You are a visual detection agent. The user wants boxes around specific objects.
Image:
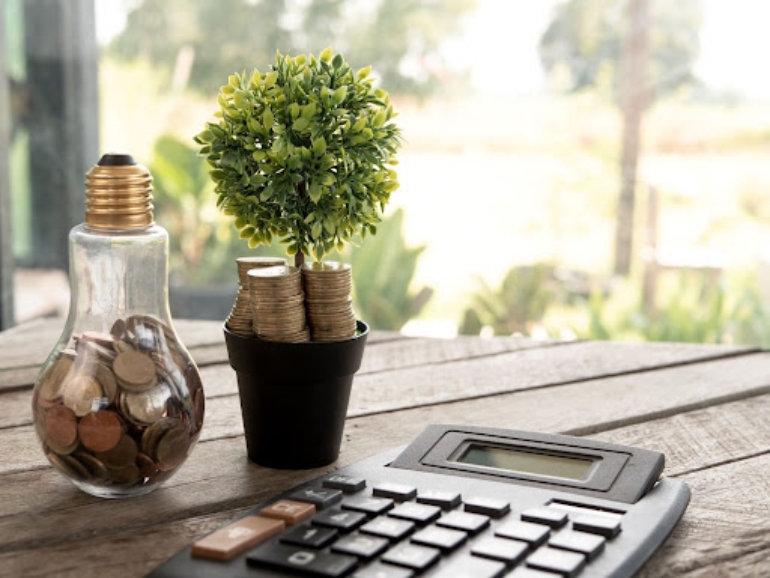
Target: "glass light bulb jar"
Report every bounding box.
[31,153,205,498]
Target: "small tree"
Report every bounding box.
[194,48,402,268]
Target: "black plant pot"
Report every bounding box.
[223,321,369,469]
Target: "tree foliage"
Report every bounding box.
[539,0,702,99]
[109,0,476,96]
[194,49,402,263]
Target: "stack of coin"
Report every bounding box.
[248,265,310,343]
[31,314,204,493]
[226,257,287,336]
[302,261,357,342]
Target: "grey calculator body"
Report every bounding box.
[149,424,690,578]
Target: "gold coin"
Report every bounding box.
[113,350,157,392]
[38,354,75,403]
[62,374,104,417]
[301,261,351,273]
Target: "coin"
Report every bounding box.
[75,451,111,480]
[141,417,179,459]
[96,434,138,468]
[113,350,157,392]
[38,354,75,403]
[78,410,123,452]
[62,374,104,417]
[136,452,158,480]
[96,363,118,405]
[121,382,171,426]
[44,405,79,449]
[156,421,192,471]
[47,451,89,480]
[110,318,126,338]
[107,463,141,485]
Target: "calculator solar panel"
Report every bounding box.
[148,425,689,578]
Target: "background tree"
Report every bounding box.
[539,0,702,275]
[109,0,476,97]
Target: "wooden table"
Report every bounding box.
[1,318,769,577]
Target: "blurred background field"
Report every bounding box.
[4,0,770,346]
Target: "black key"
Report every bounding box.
[332,534,389,560]
[313,508,368,533]
[435,511,490,535]
[410,526,467,553]
[342,496,395,517]
[360,517,415,542]
[495,521,550,548]
[464,497,510,519]
[526,547,586,578]
[388,503,441,525]
[521,507,568,529]
[572,514,622,539]
[416,490,461,510]
[373,483,417,502]
[429,554,506,578]
[550,530,606,560]
[381,543,440,572]
[247,542,358,577]
[291,488,344,510]
[471,536,528,565]
[324,475,367,493]
[353,562,414,578]
[281,524,338,549]
[508,568,560,578]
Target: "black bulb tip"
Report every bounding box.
[97,153,137,167]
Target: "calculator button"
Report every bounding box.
[435,511,490,535]
[373,483,418,501]
[313,508,368,533]
[261,500,317,525]
[247,542,358,577]
[508,568,561,578]
[388,503,441,525]
[332,534,389,560]
[360,517,415,541]
[521,507,569,529]
[324,475,367,493]
[342,496,395,517]
[410,526,467,553]
[464,497,510,519]
[291,488,344,510]
[281,524,338,549]
[353,562,414,578]
[429,554,506,578]
[471,536,528,565]
[381,543,441,572]
[495,521,550,548]
[416,490,461,510]
[549,530,605,560]
[526,547,586,578]
[191,515,284,561]
[572,514,622,538]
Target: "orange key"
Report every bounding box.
[260,499,316,525]
[191,515,285,561]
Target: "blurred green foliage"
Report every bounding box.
[109,0,476,97]
[347,209,432,331]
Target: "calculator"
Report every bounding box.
[148,424,690,578]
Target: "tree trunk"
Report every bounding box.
[613,0,650,276]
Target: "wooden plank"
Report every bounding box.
[3,387,770,576]
[3,351,770,546]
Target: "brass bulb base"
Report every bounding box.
[85,154,154,230]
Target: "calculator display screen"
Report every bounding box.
[457,444,595,481]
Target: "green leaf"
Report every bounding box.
[264,71,278,88]
[308,182,322,203]
[312,137,327,155]
[331,86,347,105]
[319,47,333,63]
[356,66,371,80]
[292,117,309,131]
[332,54,343,69]
[301,102,316,119]
[311,221,323,240]
[262,109,274,132]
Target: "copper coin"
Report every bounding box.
[75,451,111,480]
[78,410,123,452]
[113,350,157,391]
[156,422,191,471]
[136,452,158,481]
[141,418,178,459]
[96,434,138,468]
[96,363,118,405]
[47,451,89,480]
[107,463,141,485]
[110,318,127,338]
[44,405,79,449]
